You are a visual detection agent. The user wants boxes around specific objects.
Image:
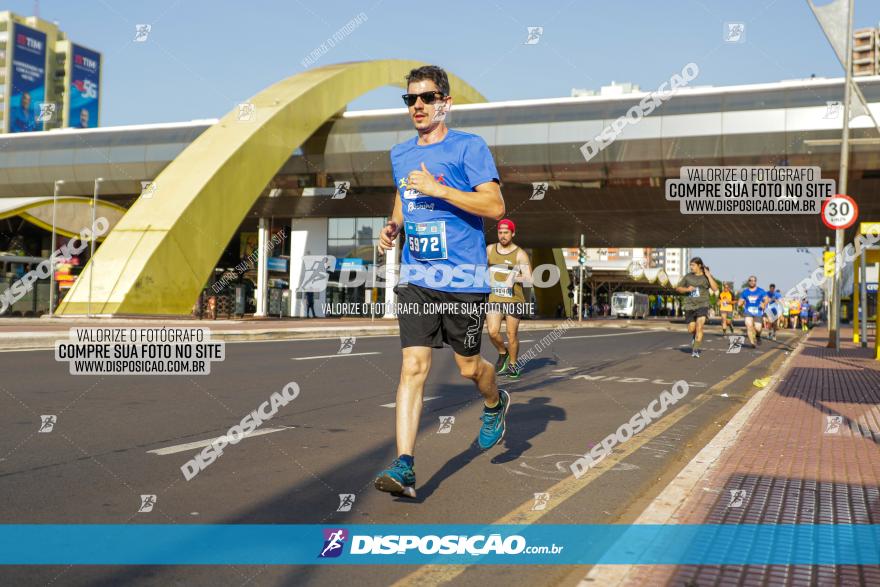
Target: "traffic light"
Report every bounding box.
[578,247,587,266]
[567,281,574,298]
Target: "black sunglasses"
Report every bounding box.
[402,91,446,107]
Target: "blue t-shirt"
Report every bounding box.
[740,287,768,317]
[800,302,811,316]
[391,129,499,293]
[764,290,782,317]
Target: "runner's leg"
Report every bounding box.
[745,316,757,346]
[695,315,706,345]
[456,351,510,450]
[486,311,506,354]
[504,314,521,366]
[693,315,706,357]
[486,312,508,373]
[454,352,498,405]
[396,346,432,456]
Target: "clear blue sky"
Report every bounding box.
[12,0,880,292]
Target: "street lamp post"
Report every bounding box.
[48,180,64,317]
[578,234,585,323]
[88,178,103,318]
[829,0,855,350]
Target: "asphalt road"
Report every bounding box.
[0,323,801,587]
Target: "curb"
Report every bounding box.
[580,330,811,586]
[0,319,691,351]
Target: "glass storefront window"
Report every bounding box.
[327,216,386,317]
[329,217,356,240]
[328,217,386,263]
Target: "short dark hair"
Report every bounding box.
[405,65,450,97]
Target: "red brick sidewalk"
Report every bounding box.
[589,325,880,586]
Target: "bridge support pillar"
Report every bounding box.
[531,248,571,319]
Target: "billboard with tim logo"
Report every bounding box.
[67,44,101,128]
[8,23,48,133]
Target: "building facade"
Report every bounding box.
[0,12,101,133]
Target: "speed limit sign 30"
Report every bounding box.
[821,194,858,230]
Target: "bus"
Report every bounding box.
[611,291,649,319]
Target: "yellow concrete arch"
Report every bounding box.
[57,60,486,315]
[0,196,126,239]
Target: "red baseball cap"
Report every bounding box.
[498,219,516,232]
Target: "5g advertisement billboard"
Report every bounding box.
[68,44,101,128]
[9,23,48,133]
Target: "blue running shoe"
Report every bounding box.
[374,458,416,498]
[478,389,510,450]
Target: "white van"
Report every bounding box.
[611,291,649,319]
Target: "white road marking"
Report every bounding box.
[519,339,535,343]
[562,331,664,340]
[292,352,381,360]
[147,427,293,455]
[382,396,440,408]
[552,367,575,373]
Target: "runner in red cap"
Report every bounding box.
[498,218,515,232]
[486,218,532,379]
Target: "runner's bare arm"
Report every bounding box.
[703,268,719,292]
[378,195,403,254]
[436,181,505,220]
[407,163,505,220]
[515,248,532,285]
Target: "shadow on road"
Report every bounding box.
[492,397,565,464]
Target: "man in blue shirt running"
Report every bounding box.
[375,65,507,499]
[763,283,783,341]
[738,275,769,348]
[799,298,812,331]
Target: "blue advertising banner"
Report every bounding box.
[9,23,47,133]
[267,257,289,272]
[0,524,879,565]
[337,258,365,271]
[68,44,100,128]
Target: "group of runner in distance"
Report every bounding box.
[372,64,814,499]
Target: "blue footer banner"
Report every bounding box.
[1,524,879,565]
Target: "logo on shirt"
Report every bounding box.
[407,201,434,212]
[398,175,445,200]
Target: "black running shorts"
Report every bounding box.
[684,306,709,324]
[394,284,487,357]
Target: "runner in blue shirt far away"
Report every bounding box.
[738,275,770,349]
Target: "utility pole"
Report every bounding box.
[578,234,585,323]
[829,0,854,350]
[88,178,102,318]
[48,180,63,317]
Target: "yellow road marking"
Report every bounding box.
[390,349,779,586]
